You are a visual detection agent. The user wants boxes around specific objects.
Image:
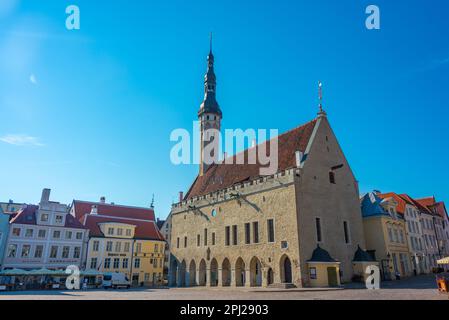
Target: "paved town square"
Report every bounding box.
[0,275,446,300]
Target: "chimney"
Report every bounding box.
[91,205,98,215]
[41,188,51,203]
[179,192,184,203]
[8,199,13,204]
[100,196,106,204]
[295,151,304,167]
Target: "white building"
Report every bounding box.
[402,198,427,274]
[2,189,89,271]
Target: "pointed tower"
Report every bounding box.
[198,34,222,176]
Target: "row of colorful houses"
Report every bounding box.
[360,191,449,281]
[0,189,165,289]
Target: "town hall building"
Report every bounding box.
[169,43,370,288]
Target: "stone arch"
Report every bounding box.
[267,267,274,286]
[199,259,207,286]
[235,257,246,287]
[250,256,262,287]
[169,258,178,287]
[189,260,197,287]
[210,258,219,287]
[280,254,292,283]
[222,258,231,287]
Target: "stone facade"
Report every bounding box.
[170,114,366,288]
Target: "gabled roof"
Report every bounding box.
[185,119,317,199]
[10,205,86,229]
[82,214,164,241]
[431,202,449,220]
[415,196,436,208]
[72,200,155,221]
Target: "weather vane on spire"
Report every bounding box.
[150,194,155,209]
[318,81,324,114]
[209,32,213,53]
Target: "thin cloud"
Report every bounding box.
[0,134,44,147]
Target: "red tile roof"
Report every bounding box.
[82,214,165,241]
[72,200,155,221]
[415,197,436,208]
[185,119,317,199]
[399,194,434,215]
[10,205,86,229]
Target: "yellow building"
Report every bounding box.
[73,200,166,286]
[361,192,412,280]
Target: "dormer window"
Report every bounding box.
[40,214,49,222]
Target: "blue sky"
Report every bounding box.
[0,0,448,220]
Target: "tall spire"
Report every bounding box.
[198,34,221,117]
[198,35,222,176]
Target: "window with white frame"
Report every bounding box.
[50,246,58,258]
[25,229,34,238]
[21,245,31,258]
[73,247,80,259]
[7,244,17,258]
[34,245,43,258]
[38,229,46,238]
[12,228,21,237]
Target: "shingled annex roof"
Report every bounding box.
[72,200,155,221]
[307,245,338,263]
[185,119,317,200]
[353,245,375,262]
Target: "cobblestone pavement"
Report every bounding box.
[0,275,447,300]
